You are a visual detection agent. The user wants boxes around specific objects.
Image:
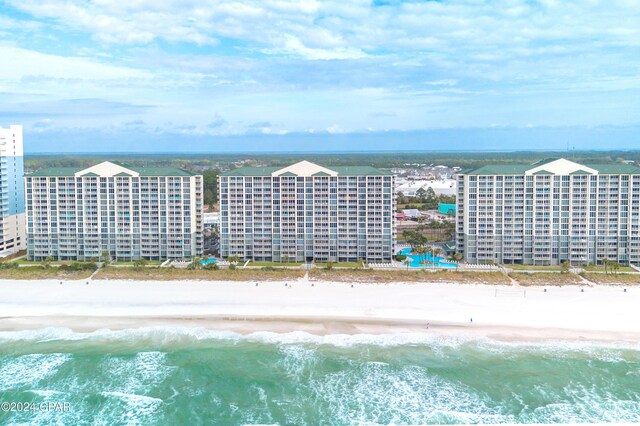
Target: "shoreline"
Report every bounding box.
[0,278,639,344]
[1,314,640,346]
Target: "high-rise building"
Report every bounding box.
[25,161,203,261]
[219,161,395,262]
[0,125,26,257]
[456,158,640,266]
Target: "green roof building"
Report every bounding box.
[25,161,203,261]
[220,161,396,262]
[457,158,640,266]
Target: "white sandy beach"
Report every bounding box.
[0,277,638,343]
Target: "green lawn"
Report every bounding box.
[309,269,510,284]
[505,264,564,271]
[249,261,304,267]
[583,265,635,273]
[110,260,163,266]
[315,262,367,268]
[10,258,82,266]
[506,263,635,273]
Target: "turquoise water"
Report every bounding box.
[398,248,457,269]
[1,328,639,425]
[200,258,218,266]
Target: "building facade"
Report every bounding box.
[26,161,203,261]
[0,125,26,257]
[456,158,640,266]
[219,161,395,262]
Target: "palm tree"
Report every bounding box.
[413,246,425,268]
[432,247,443,261]
[611,260,620,275]
[282,254,290,264]
[452,252,463,270]
[43,256,54,269]
[403,258,412,270]
[424,245,432,267]
[603,258,609,274]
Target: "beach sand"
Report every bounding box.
[0,278,638,343]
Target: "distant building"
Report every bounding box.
[219,161,395,262]
[203,212,220,229]
[25,161,203,261]
[396,178,457,197]
[457,158,640,266]
[402,209,421,219]
[438,203,456,216]
[0,125,26,257]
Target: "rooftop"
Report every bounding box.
[221,160,392,177]
[463,158,640,176]
[29,161,197,177]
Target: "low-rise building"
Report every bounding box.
[396,178,457,197]
[203,212,220,229]
[402,209,421,220]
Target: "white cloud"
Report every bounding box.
[0,45,149,81]
[7,0,640,62]
[262,34,368,60]
[3,0,640,135]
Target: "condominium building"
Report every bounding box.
[456,158,640,266]
[0,125,26,257]
[219,161,395,262]
[26,161,203,261]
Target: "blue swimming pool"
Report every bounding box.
[398,247,457,269]
[200,258,218,266]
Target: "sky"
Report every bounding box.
[1,0,640,153]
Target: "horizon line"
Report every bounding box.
[24,148,640,156]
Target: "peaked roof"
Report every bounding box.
[76,161,140,177]
[28,161,196,177]
[272,161,338,177]
[463,158,640,176]
[221,161,392,177]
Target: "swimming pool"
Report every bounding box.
[200,258,218,266]
[397,247,457,269]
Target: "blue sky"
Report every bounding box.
[1,0,639,153]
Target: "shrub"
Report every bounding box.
[59,262,98,271]
[204,263,219,270]
[229,264,237,270]
[0,262,18,270]
[133,259,148,269]
[394,254,407,261]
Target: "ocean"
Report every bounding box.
[0,328,639,425]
